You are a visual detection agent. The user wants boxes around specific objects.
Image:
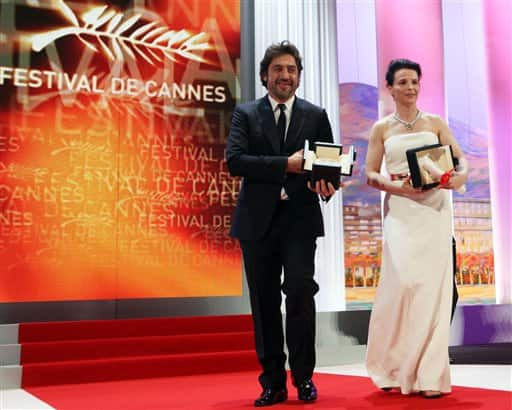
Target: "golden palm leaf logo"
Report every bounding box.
[31,0,211,65]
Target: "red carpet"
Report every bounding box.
[19,315,254,342]
[19,315,258,387]
[26,371,512,410]
[18,315,511,409]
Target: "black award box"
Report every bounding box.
[303,140,356,189]
[406,143,458,190]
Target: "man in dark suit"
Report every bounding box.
[226,41,337,407]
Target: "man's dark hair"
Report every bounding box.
[259,41,303,88]
[385,59,422,86]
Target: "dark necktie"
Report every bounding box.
[277,103,286,153]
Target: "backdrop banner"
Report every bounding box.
[0,0,241,302]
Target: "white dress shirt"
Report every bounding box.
[268,94,295,142]
[268,94,295,199]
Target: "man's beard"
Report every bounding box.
[273,81,295,99]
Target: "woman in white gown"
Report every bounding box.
[365,59,468,398]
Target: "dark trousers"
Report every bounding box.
[240,202,319,389]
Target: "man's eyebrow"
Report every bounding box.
[272,64,297,68]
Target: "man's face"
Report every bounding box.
[263,54,300,102]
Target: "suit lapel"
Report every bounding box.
[285,98,305,152]
[257,97,281,154]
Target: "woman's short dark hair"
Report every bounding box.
[259,41,303,88]
[385,59,422,86]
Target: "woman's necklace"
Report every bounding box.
[393,110,421,131]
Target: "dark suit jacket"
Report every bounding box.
[226,96,334,240]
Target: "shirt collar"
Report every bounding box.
[268,94,295,114]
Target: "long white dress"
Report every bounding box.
[366,131,453,394]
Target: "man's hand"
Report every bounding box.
[307,179,338,197]
[286,149,304,174]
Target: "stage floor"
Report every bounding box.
[3,363,510,409]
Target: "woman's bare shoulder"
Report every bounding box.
[372,115,393,134]
[421,111,446,125]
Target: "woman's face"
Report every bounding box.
[388,68,419,106]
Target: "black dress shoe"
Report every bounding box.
[297,379,317,402]
[254,387,287,407]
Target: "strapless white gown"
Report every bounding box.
[365,131,453,394]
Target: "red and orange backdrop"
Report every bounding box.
[0,0,241,302]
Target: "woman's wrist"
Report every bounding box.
[367,173,404,195]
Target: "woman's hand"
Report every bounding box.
[398,176,424,196]
[439,170,467,191]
